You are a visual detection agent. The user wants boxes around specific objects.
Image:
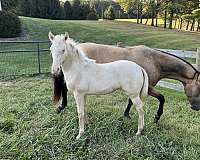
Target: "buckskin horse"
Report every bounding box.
[50,33,200,123]
[49,33,148,139]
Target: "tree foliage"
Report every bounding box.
[64,1,72,19]
[0,10,21,37]
[104,5,115,20]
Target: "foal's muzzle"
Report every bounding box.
[51,66,61,75]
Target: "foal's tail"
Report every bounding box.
[140,68,149,100]
[52,70,65,104]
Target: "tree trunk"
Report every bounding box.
[186,20,189,30]
[197,21,200,31]
[137,1,139,24]
[190,18,195,31]
[180,18,183,30]
[169,10,174,29]
[140,11,142,23]
[145,18,149,25]
[174,19,177,29]
[155,10,158,27]
[151,8,155,26]
[164,10,167,28]
[140,2,143,24]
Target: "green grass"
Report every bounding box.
[0,76,200,159]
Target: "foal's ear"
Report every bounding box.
[49,31,54,42]
[64,32,69,41]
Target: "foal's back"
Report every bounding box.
[84,60,146,97]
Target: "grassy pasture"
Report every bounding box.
[21,16,200,51]
[0,17,200,159]
[0,76,200,159]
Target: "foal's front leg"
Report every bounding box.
[74,92,85,139]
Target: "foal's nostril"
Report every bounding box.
[57,67,61,73]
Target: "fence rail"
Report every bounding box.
[0,40,50,79]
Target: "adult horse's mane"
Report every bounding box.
[67,38,96,64]
[155,49,200,76]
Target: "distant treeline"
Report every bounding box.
[2,0,200,31]
[1,0,126,20]
[117,0,200,31]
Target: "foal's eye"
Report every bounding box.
[62,49,65,53]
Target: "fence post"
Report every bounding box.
[196,48,200,71]
[37,42,41,74]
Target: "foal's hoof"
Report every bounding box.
[136,132,141,136]
[76,133,82,140]
[154,115,160,123]
[136,129,144,136]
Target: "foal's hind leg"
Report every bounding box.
[130,96,144,135]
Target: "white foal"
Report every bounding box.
[49,32,149,139]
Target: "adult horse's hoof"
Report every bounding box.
[124,112,131,119]
[56,106,64,113]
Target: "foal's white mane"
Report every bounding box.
[66,37,96,64]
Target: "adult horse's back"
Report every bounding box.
[53,42,200,122]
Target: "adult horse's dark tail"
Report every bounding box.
[52,70,65,104]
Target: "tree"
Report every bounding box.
[192,9,200,31]
[17,0,30,16]
[48,0,64,19]
[117,0,136,13]
[182,14,193,30]
[64,1,72,19]
[104,5,115,20]
[2,0,18,13]
[72,0,82,19]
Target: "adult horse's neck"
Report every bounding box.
[157,50,197,84]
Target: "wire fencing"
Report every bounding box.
[0,41,51,80]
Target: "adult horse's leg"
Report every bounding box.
[148,88,165,123]
[124,98,133,118]
[124,88,165,123]
[57,83,68,113]
[55,70,68,113]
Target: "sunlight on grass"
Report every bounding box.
[116,18,200,31]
